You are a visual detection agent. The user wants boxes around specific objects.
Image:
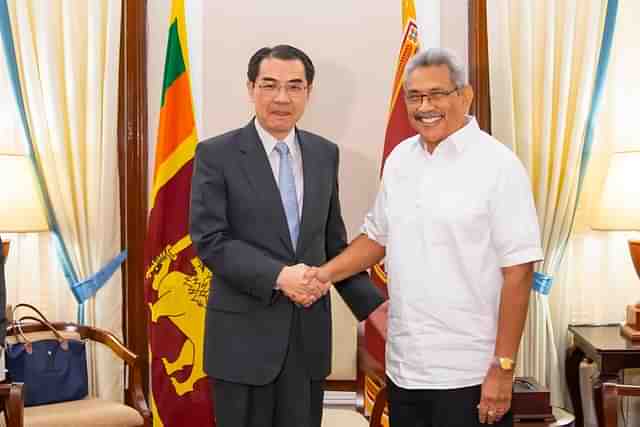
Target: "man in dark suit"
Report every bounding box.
[190,45,384,427]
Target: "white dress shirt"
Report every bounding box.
[362,117,543,389]
[255,120,304,216]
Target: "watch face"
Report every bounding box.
[499,358,514,370]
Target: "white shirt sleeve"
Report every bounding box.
[489,158,544,267]
[360,179,388,247]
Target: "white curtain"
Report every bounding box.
[487,0,609,407]
[563,1,640,423]
[0,60,71,320]
[6,0,123,402]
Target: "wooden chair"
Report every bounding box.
[0,383,25,427]
[321,288,388,427]
[5,321,150,427]
[601,382,640,427]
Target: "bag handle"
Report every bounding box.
[12,303,53,326]
[10,303,59,343]
[14,315,69,353]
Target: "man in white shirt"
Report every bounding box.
[313,48,543,426]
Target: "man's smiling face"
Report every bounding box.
[404,64,473,146]
[248,58,311,140]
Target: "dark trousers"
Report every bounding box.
[212,307,324,427]
[387,377,514,427]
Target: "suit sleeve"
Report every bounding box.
[190,143,284,303]
[325,146,385,321]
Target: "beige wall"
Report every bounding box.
[148,0,469,237]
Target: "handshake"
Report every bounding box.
[276,264,332,307]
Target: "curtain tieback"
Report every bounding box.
[533,272,553,295]
[71,250,128,305]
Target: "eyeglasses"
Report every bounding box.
[256,81,308,98]
[405,87,459,105]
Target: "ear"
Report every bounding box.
[461,85,474,114]
[247,81,256,103]
[306,84,313,99]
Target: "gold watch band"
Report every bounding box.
[493,356,515,371]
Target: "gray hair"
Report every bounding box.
[403,48,467,89]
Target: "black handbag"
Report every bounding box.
[5,304,88,406]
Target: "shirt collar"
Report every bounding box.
[254,119,297,155]
[419,116,479,154]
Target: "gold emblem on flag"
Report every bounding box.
[407,20,418,44]
[372,263,388,285]
[147,237,212,396]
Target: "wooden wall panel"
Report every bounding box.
[468,0,491,133]
[118,0,149,409]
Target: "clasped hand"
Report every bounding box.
[276,264,332,307]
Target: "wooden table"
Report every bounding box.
[567,325,640,427]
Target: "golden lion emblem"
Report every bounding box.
[147,238,212,396]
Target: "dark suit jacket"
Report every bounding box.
[190,120,383,385]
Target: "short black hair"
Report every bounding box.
[247,45,315,85]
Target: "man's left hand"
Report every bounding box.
[477,365,513,424]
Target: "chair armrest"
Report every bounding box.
[82,325,151,424]
[0,382,24,427]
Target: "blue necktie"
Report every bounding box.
[275,142,300,249]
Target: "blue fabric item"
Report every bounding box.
[71,250,127,305]
[532,272,553,295]
[275,142,300,249]
[550,0,619,275]
[577,0,619,190]
[6,337,88,406]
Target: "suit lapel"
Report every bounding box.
[237,121,294,255]
[297,130,321,255]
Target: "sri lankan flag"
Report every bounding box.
[371,0,420,294]
[380,0,420,168]
[144,1,214,425]
[364,1,419,424]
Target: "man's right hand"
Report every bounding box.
[276,264,316,306]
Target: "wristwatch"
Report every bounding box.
[492,356,515,372]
